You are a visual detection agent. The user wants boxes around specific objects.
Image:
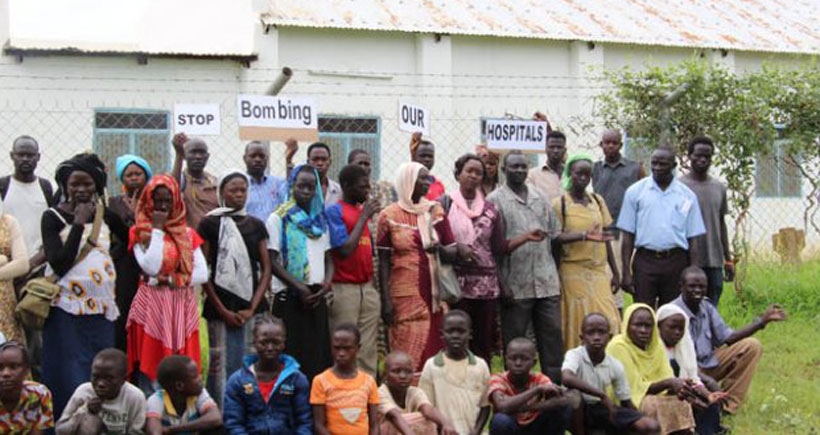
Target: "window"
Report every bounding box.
[755,140,801,198]
[93,109,171,194]
[318,116,381,180]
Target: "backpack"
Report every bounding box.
[0,176,57,206]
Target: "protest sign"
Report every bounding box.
[398,101,429,135]
[485,119,547,152]
[173,104,221,135]
[237,95,318,141]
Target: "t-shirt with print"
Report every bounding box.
[197,215,269,319]
[488,371,553,426]
[310,369,379,435]
[327,201,374,283]
[58,382,146,435]
[0,381,54,433]
[145,389,216,433]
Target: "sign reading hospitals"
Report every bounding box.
[485,119,548,152]
[173,104,221,135]
[236,95,318,141]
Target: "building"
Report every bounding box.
[1,0,818,253]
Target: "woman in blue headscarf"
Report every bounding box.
[266,164,343,380]
[108,154,153,352]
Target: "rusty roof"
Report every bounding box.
[262,0,820,54]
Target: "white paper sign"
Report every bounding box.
[485,119,548,151]
[398,102,429,135]
[236,95,318,141]
[173,104,221,135]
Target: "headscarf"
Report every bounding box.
[206,169,253,301]
[129,174,193,287]
[275,164,327,283]
[55,153,107,202]
[115,154,153,184]
[606,303,675,406]
[448,158,485,245]
[657,303,701,384]
[395,162,442,310]
[561,152,595,191]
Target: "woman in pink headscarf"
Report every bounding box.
[376,162,460,372]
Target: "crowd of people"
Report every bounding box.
[0,127,787,434]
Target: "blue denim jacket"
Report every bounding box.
[223,354,313,435]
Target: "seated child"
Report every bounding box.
[145,355,222,435]
[56,348,146,435]
[419,310,490,435]
[379,351,458,435]
[562,313,659,434]
[657,304,728,435]
[488,338,572,435]
[0,341,54,434]
[311,323,379,435]
[224,315,312,434]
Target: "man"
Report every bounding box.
[618,146,706,307]
[326,164,381,377]
[679,136,734,306]
[527,131,567,203]
[172,133,218,228]
[488,151,563,382]
[591,130,646,311]
[1,135,56,261]
[673,266,786,414]
[306,142,342,204]
[243,141,288,222]
[409,133,445,200]
[347,149,397,211]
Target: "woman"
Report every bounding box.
[267,164,336,380]
[377,162,461,372]
[607,304,696,435]
[553,152,620,350]
[440,153,504,363]
[657,304,727,435]
[199,169,271,403]
[0,200,29,344]
[109,154,152,351]
[41,153,128,419]
[126,174,208,393]
[475,145,501,196]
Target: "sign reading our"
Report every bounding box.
[485,119,548,152]
[398,102,429,135]
[236,95,318,141]
[173,104,221,135]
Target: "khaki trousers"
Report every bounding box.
[702,337,763,414]
[329,281,381,378]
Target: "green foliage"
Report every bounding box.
[596,58,820,296]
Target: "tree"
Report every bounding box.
[596,58,820,297]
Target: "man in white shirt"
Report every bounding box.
[1,135,56,263]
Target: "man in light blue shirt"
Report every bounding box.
[617,147,705,306]
[244,141,288,221]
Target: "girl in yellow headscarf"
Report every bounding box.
[607,304,696,434]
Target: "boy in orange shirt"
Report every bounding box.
[311,323,379,435]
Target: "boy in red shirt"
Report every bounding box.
[326,164,381,377]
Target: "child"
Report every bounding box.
[488,338,572,435]
[562,313,659,434]
[0,341,54,433]
[419,310,490,435]
[224,315,312,434]
[145,355,222,435]
[379,351,458,435]
[56,348,146,434]
[310,323,379,435]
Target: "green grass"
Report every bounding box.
[715,261,820,434]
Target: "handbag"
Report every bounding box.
[15,203,103,330]
[427,206,462,304]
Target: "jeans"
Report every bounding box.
[207,320,251,410]
[500,296,563,382]
[702,267,724,306]
[490,405,572,435]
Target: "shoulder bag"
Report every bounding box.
[428,205,462,305]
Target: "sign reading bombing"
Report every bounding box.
[236,95,318,141]
[485,119,548,151]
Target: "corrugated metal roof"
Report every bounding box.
[6,0,256,58]
[262,0,820,54]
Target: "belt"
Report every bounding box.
[638,247,685,259]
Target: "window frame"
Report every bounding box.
[317,115,382,181]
